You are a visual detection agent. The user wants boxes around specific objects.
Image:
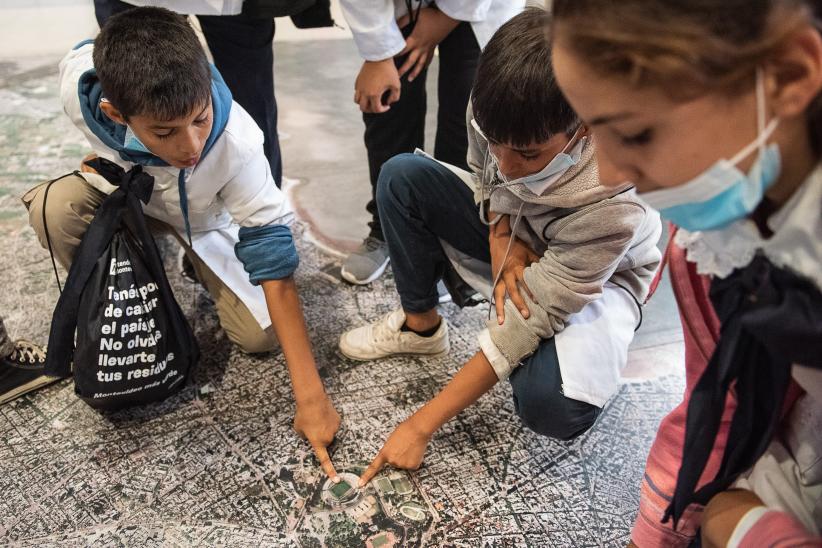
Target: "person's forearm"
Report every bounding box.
[701,489,764,548]
[261,278,326,404]
[488,211,510,238]
[429,8,460,38]
[411,351,498,435]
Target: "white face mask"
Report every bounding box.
[471,118,586,196]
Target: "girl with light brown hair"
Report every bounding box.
[549,0,822,545]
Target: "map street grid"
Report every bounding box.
[0,57,685,547]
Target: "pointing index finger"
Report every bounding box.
[312,442,338,482]
[358,452,387,488]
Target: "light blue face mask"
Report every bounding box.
[124,125,153,155]
[100,97,155,156]
[470,118,586,196]
[638,69,781,232]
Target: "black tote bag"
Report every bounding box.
[43,159,199,410]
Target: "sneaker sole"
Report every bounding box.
[340,257,390,285]
[0,376,63,406]
[338,345,450,362]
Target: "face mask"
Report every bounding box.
[512,133,586,196]
[471,119,586,196]
[124,125,153,155]
[100,97,155,156]
[638,69,781,232]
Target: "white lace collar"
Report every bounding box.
[674,164,822,289]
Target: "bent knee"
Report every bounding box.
[380,153,426,182]
[25,175,100,241]
[515,392,601,441]
[376,153,429,203]
[229,327,279,355]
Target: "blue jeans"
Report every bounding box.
[376,153,601,440]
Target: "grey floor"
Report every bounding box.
[0,32,685,547]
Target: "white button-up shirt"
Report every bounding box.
[116,0,245,15]
[340,0,525,61]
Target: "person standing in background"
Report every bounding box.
[337,0,524,285]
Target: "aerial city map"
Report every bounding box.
[0,70,685,546]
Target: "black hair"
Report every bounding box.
[93,6,211,121]
[471,7,579,147]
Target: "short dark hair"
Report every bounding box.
[93,6,211,121]
[471,7,579,147]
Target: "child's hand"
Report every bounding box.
[396,7,459,82]
[354,59,401,114]
[81,153,99,173]
[358,418,432,487]
[490,222,540,325]
[293,396,342,481]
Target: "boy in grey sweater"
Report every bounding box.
[339,8,662,484]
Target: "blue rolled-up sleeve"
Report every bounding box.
[234,225,299,285]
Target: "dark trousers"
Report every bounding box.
[364,21,480,241]
[93,0,283,186]
[376,153,602,439]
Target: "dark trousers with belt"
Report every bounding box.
[93,0,283,186]
[363,21,480,241]
[376,153,602,440]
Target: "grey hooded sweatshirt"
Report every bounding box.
[466,108,663,379]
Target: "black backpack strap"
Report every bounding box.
[41,171,84,294]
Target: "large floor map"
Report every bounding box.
[0,63,685,547]
[0,229,685,546]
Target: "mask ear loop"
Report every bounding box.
[473,117,504,226]
[478,142,503,227]
[752,67,767,182]
[728,68,780,167]
[478,147,533,225]
[756,68,766,136]
[472,118,539,218]
[560,125,585,156]
[471,126,529,319]
[486,201,526,321]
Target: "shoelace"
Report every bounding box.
[9,340,46,365]
[363,237,385,253]
[371,313,400,344]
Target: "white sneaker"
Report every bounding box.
[339,309,449,361]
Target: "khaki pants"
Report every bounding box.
[0,315,12,358]
[23,174,277,354]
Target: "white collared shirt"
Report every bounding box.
[116,0,245,15]
[339,0,525,61]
